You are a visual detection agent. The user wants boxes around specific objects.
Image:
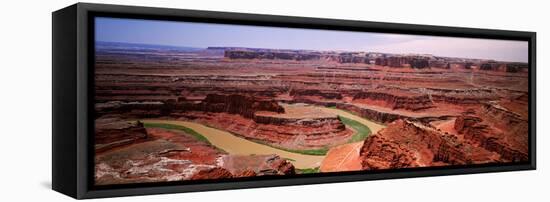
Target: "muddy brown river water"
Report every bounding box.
[143,106,385,169]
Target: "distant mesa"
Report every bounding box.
[217,46,527,72]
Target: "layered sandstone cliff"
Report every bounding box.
[225,50,322,61]
[360,119,500,170]
[194,94,285,118]
[352,90,434,111]
[335,103,402,123]
[95,117,149,153]
[454,106,528,162]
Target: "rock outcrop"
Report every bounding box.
[225,50,322,61]
[409,58,430,68]
[95,117,149,153]
[290,89,343,100]
[454,107,528,162]
[95,127,296,185]
[195,94,285,118]
[374,56,430,68]
[335,103,402,123]
[190,167,234,180]
[360,119,500,170]
[431,94,493,105]
[360,135,418,169]
[352,90,434,111]
[179,110,353,150]
[219,154,295,176]
[95,126,224,185]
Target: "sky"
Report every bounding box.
[95,17,528,62]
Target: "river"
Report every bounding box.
[143,105,385,169]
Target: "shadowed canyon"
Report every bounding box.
[94,42,529,185]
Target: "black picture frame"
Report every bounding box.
[52,2,536,199]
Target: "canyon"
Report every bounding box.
[94,42,529,184]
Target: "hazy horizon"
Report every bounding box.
[96,17,528,62]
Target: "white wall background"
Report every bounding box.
[0,0,547,201]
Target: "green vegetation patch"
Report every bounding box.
[338,116,372,142]
[260,142,328,156]
[143,122,211,144]
[282,147,328,156]
[254,140,328,156]
[296,167,320,174]
[284,158,296,162]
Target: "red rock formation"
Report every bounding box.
[337,53,368,63]
[448,62,476,70]
[190,167,234,180]
[431,94,493,105]
[233,170,257,178]
[429,60,449,68]
[335,103,402,123]
[224,49,375,64]
[387,56,409,67]
[409,58,430,69]
[95,117,149,153]
[95,126,225,185]
[360,135,418,169]
[220,154,295,176]
[197,94,284,118]
[480,62,506,71]
[95,127,297,185]
[454,106,528,162]
[96,101,165,118]
[505,63,529,73]
[224,50,321,61]
[375,57,387,66]
[178,111,353,150]
[352,90,434,111]
[290,89,343,100]
[147,128,224,164]
[360,119,500,170]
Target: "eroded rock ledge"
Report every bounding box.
[359,119,501,170]
[95,127,295,185]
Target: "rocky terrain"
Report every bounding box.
[94,42,529,184]
[95,126,294,185]
[174,103,354,150]
[95,116,149,153]
[359,119,500,170]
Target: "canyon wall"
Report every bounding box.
[193,94,285,118]
[353,91,434,111]
[225,50,322,61]
[360,119,501,170]
[95,117,149,153]
[454,105,528,162]
[335,103,402,123]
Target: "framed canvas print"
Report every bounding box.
[52,3,536,199]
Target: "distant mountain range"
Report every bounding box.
[96,41,204,52]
